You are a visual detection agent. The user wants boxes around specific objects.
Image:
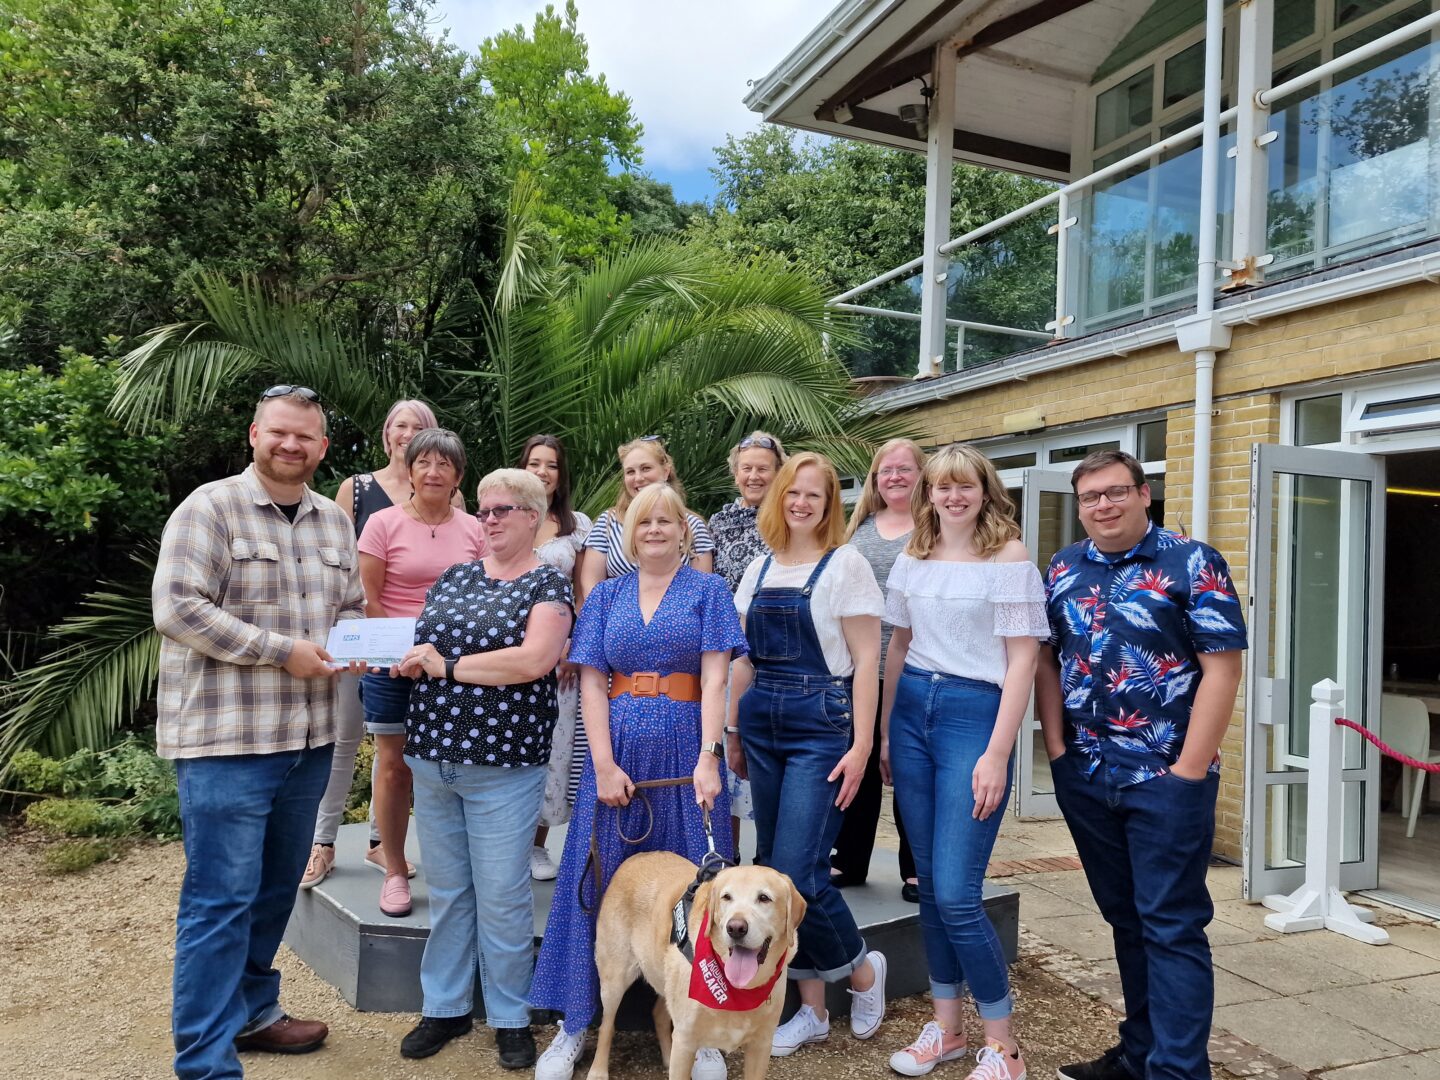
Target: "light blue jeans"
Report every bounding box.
[889,666,1014,1019]
[406,755,546,1026]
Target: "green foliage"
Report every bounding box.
[25,797,128,837]
[42,838,119,875]
[0,0,505,362]
[10,736,179,840]
[8,749,64,793]
[479,0,645,261]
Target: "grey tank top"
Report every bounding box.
[850,515,911,670]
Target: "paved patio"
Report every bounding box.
[984,815,1440,1078]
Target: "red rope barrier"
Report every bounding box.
[1335,717,1440,773]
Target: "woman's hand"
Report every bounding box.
[879,738,893,786]
[693,754,721,809]
[726,736,747,781]
[557,659,580,691]
[972,751,1009,820]
[596,762,635,807]
[397,643,443,680]
[828,744,870,810]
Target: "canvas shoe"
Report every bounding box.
[530,845,559,881]
[889,1021,969,1076]
[299,844,335,889]
[965,1041,1025,1080]
[691,1047,726,1080]
[849,949,887,1039]
[535,1026,586,1080]
[771,1005,830,1057]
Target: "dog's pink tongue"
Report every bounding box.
[725,946,759,986]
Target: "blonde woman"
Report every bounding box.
[576,437,714,603]
[880,445,1048,1080]
[834,438,928,897]
[533,483,746,1080]
[728,452,888,1057]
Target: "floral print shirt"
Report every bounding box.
[1044,523,1247,786]
[708,500,769,594]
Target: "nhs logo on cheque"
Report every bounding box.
[342,632,362,643]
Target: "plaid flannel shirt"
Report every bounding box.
[152,465,366,759]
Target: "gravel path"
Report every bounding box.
[1,827,1129,1080]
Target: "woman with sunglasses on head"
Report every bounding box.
[831,438,928,900]
[881,445,1047,1080]
[708,430,787,854]
[532,483,746,1080]
[576,436,714,605]
[302,399,462,891]
[514,434,593,882]
[728,451,889,1058]
[356,428,487,919]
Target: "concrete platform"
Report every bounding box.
[286,820,1018,1023]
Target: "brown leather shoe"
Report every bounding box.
[234,1015,329,1054]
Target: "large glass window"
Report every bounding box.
[1095,69,1155,147]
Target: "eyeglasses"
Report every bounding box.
[476,505,530,521]
[1076,484,1138,508]
[738,435,778,451]
[260,384,321,404]
[877,466,916,478]
[639,434,662,443]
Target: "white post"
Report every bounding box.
[1261,679,1388,944]
[917,43,957,379]
[1229,0,1275,288]
[1048,191,1076,339]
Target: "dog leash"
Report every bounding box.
[578,775,731,914]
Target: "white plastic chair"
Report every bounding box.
[1380,694,1440,838]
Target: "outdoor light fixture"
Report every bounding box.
[833,103,854,124]
[898,102,928,140]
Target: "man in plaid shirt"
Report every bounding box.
[153,387,366,1078]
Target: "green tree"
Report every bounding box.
[691,129,1057,376]
[0,0,505,362]
[479,0,644,260]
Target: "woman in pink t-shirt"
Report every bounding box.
[359,428,487,918]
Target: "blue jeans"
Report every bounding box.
[741,670,866,981]
[172,744,334,1080]
[407,756,546,1026]
[1052,754,1219,1080]
[889,667,1013,1018]
[361,670,413,736]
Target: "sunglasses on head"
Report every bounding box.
[738,435,777,451]
[260,384,321,404]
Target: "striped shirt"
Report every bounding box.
[583,508,715,579]
[152,465,366,759]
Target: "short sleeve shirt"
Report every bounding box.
[1045,523,1248,786]
[708,500,769,593]
[405,562,574,766]
[584,508,715,579]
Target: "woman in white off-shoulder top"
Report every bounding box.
[879,444,1050,1080]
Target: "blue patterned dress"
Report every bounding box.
[529,565,748,1031]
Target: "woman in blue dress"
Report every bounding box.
[532,483,747,1080]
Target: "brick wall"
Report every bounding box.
[888,278,1440,858]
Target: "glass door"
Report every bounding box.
[1018,469,1082,818]
[1244,444,1384,899]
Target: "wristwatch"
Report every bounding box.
[444,657,458,682]
[701,741,724,760]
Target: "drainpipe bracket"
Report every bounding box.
[1174,312,1232,354]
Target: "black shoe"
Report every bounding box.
[401,1015,473,1059]
[901,881,920,904]
[496,1026,537,1069]
[1058,1044,1138,1080]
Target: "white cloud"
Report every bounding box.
[431,0,820,173]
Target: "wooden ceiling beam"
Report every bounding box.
[849,106,1071,174]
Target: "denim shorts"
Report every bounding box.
[361,671,413,736]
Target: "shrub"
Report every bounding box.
[25,797,128,837]
[42,838,117,875]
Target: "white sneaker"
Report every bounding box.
[530,845,559,881]
[889,1021,968,1076]
[849,949,887,1039]
[771,1004,830,1057]
[691,1047,726,1080]
[535,1026,586,1080]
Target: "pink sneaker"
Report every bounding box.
[380,872,412,917]
[299,844,335,890]
[365,845,416,878]
[889,1021,967,1076]
[965,1041,1025,1080]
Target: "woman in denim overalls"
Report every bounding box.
[726,452,889,1057]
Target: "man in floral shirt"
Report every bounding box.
[1036,450,1245,1080]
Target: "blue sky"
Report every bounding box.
[430,0,821,203]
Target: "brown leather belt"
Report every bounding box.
[609,671,701,702]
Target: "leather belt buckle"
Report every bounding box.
[631,672,660,697]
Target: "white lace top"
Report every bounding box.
[884,554,1050,686]
[535,511,592,578]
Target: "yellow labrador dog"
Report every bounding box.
[588,851,805,1080]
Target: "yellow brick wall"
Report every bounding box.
[890,279,1440,859]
